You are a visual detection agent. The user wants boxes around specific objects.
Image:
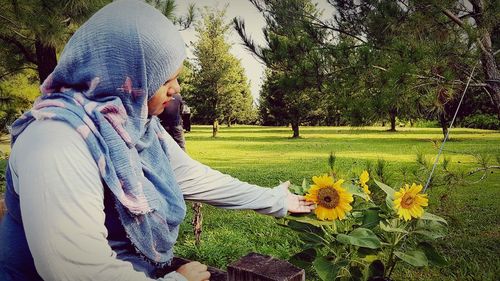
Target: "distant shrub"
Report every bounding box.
[413,119,440,128]
[460,114,499,130]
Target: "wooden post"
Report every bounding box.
[228,252,305,281]
[192,202,203,246]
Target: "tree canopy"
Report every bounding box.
[236,0,499,136]
[189,6,255,136]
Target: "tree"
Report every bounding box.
[325,0,483,135]
[0,70,39,134]
[218,56,255,127]
[145,0,196,30]
[235,0,326,138]
[437,0,500,119]
[259,70,289,126]
[0,0,196,84]
[0,0,110,83]
[191,7,254,136]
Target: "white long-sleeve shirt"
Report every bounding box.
[9,120,288,281]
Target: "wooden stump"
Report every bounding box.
[227,252,305,281]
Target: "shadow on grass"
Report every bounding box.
[191,127,497,136]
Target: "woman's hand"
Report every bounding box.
[282,181,315,214]
[176,261,211,281]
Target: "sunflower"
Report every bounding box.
[393,183,429,221]
[359,170,371,196]
[305,175,353,221]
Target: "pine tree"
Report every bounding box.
[235,0,326,137]
[0,0,110,83]
[191,7,254,136]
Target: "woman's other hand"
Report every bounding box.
[176,261,210,281]
[282,181,315,214]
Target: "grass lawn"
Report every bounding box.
[0,125,498,280]
[175,125,500,281]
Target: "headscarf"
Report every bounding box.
[9,0,187,264]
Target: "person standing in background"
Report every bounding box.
[181,103,191,133]
[159,92,185,150]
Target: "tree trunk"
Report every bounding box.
[439,112,448,140]
[191,202,203,247]
[291,122,300,138]
[470,0,500,120]
[389,109,397,131]
[35,38,57,84]
[478,32,500,120]
[212,120,219,138]
[442,3,500,119]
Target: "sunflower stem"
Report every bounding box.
[388,260,398,278]
[385,232,399,278]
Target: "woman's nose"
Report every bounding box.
[173,80,181,93]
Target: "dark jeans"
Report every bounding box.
[164,125,185,151]
[182,114,191,132]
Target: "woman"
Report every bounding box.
[0,1,313,280]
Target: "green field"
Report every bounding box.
[1,125,499,280]
[175,125,500,281]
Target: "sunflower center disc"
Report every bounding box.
[318,188,339,209]
[402,194,415,208]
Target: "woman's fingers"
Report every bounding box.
[286,192,315,213]
[176,261,211,281]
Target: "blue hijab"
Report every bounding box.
[9,0,186,264]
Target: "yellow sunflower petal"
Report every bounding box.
[312,175,334,188]
[412,183,423,193]
[360,170,369,185]
[304,194,317,203]
[315,206,328,220]
[329,208,339,220]
[333,179,345,188]
[308,185,320,193]
[362,184,371,195]
[401,209,412,221]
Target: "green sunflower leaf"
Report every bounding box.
[420,212,448,225]
[374,180,396,199]
[289,183,304,195]
[313,256,341,281]
[418,242,448,267]
[379,221,408,234]
[394,250,428,267]
[337,228,381,249]
[344,182,370,200]
[285,215,336,227]
[414,220,447,239]
[301,178,309,193]
[385,196,395,211]
[361,209,381,229]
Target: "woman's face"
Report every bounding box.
[147,66,183,116]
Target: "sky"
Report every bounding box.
[175,0,335,102]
